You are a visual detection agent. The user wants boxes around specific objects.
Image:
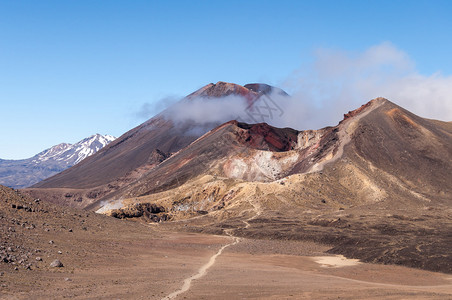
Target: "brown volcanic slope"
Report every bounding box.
[97,97,452,205]
[84,121,301,206]
[90,98,452,274]
[28,82,281,207]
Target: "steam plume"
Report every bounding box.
[139,42,452,132]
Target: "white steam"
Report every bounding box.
[141,42,452,132]
[164,96,250,125]
[136,96,180,120]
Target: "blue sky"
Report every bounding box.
[1,0,452,159]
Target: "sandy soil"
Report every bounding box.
[1,186,451,299]
[2,225,451,299]
[0,229,229,300]
[312,255,361,268]
[4,226,452,300]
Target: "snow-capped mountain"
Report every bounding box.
[33,134,116,165]
[0,134,116,189]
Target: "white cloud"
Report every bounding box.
[143,42,452,133]
[282,42,452,128]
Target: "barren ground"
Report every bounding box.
[2,186,452,299]
[1,228,451,299]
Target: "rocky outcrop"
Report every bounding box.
[109,203,169,222]
[234,122,299,152]
[148,149,170,164]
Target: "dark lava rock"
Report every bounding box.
[110,203,166,219]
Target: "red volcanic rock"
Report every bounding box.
[343,98,386,120]
[235,122,299,152]
[187,81,289,106]
[187,81,259,103]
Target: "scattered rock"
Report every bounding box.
[213,201,225,210]
[49,240,54,244]
[50,259,63,268]
[149,213,170,222]
[36,257,42,261]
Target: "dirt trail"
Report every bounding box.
[161,235,240,300]
[242,196,263,229]
[161,196,262,299]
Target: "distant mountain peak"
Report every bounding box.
[33,134,116,165]
[0,134,116,189]
[69,134,116,164]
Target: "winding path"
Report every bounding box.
[161,197,261,300]
[161,234,240,300]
